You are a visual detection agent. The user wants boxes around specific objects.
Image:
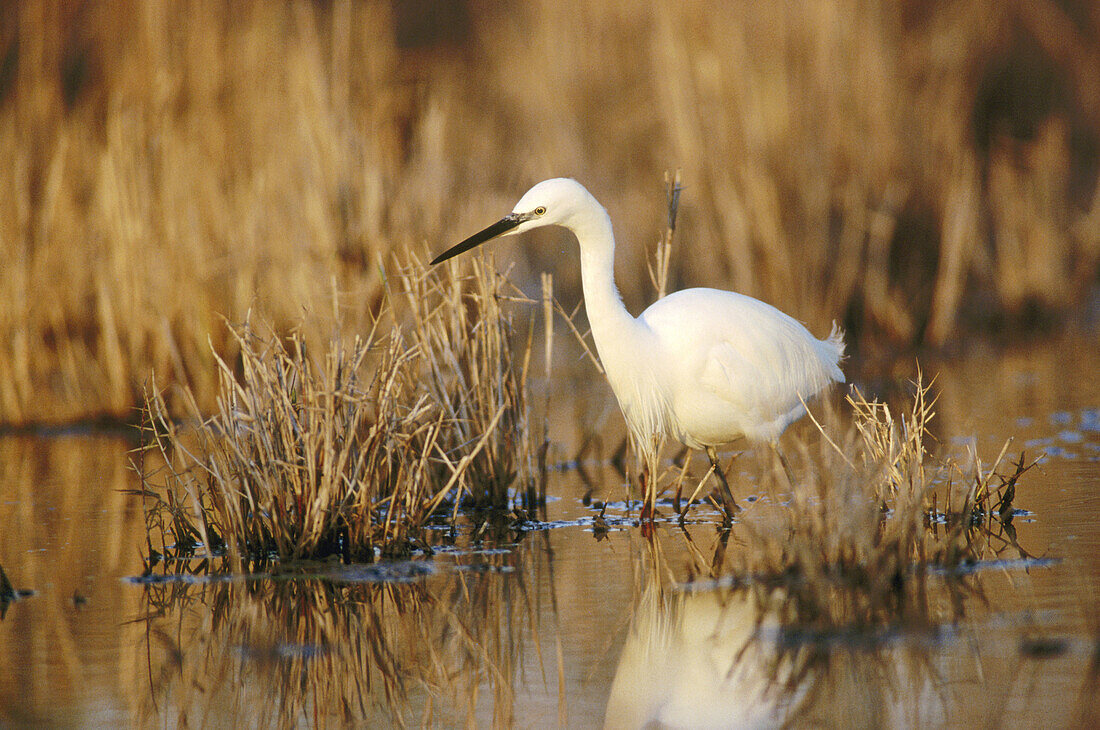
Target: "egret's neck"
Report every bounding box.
[569,203,668,453]
[570,208,637,352]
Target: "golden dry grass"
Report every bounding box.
[661,374,1036,639]
[1,1,1097,425]
[137,259,540,564]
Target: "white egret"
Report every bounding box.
[431,178,845,522]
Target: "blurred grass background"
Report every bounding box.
[1,0,1098,426]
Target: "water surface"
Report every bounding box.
[1,332,1097,727]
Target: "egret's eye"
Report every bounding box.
[534,206,547,216]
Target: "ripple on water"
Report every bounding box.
[1050,411,1073,425]
[1015,407,1100,463]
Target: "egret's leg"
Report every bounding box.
[705,446,740,523]
[639,463,655,521]
[648,460,657,515]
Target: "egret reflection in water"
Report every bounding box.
[603,580,969,729]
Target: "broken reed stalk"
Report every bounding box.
[539,271,555,506]
[137,259,537,566]
[647,169,683,300]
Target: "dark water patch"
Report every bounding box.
[766,622,960,652]
[126,558,437,586]
[141,511,635,581]
[678,556,1057,595]
[765,620,1090,661]
[0,415,143,440]
[126,552,566,586]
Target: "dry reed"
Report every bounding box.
[136,259,539,565]
[2,1,1096,426]
[671,373,1036,639]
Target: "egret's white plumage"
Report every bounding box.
[432,178,845,520]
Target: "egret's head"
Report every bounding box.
[430,178,594,265]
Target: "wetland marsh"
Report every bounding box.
[3,2,1100,727]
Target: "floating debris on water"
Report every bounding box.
[1019,636,1071,659]
[0,564,35,618]
[454,563,515,574]
[125,572,243,586]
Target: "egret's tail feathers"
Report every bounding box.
[822,321,847,384]
[827,321,846,357]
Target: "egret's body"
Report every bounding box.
[432,178,845,520]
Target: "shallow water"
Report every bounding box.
[1,331,1097,728]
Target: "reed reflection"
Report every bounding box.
[134,537,557,727]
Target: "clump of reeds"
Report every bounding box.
[682,374,1035,635]
[137,258,538,566]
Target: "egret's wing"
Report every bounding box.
[641,288,843,435]
[698,332,818,417]
[695,301,838,418]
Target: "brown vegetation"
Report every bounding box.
[1,1,1097,425]
[137,259,540,564]
[600,376,1040,725]
[664,374,1036,638]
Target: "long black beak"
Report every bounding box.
[430,213,524,265]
